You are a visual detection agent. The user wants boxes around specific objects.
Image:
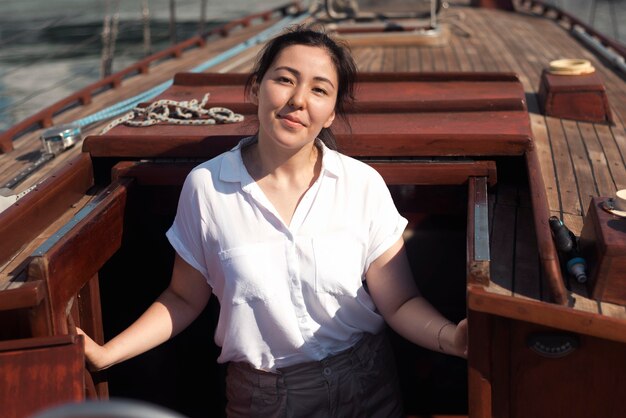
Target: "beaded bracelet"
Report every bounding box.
[437,322,455,352]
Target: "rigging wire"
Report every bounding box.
[100,0,122,77]
[141,0,152,55]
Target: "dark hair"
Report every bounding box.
[245,24,356,150]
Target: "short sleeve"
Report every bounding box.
[364,171,408,271]
[166,168,212,284]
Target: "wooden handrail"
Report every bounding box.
[468,285,626,343]
[525,147,569,305]
[84,110,533,159]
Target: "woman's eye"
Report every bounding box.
[313,87,327,95]
[277,76,292,84]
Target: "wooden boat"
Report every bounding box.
[1,1,625,417]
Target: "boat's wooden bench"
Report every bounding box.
[86,109,532,159]
[83,71,533,160]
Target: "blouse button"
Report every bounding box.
[323,367,332,376]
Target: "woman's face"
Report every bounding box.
[252,44,338,152]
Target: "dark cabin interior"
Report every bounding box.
[93,159,502,417]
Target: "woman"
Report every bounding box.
[79,25,468,417]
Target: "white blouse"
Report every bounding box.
[166,138,408,371]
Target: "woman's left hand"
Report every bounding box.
[453,318,468,359]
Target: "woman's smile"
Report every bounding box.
[278,113,306,129]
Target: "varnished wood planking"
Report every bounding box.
[460,11,499,72]
[406,46,422,71]
[608,118,626,188]
[418,46,435,71]
[448,34,473,71]
[531,114,561,211]
[381,47,397,72]
[452,19,485,71]
[441,35,461,71]
[545,117,580,215]
[595,123,626,191]
[560,120,596,214]
[394,46,410,72]
[489,12,543,88]
[468,11,513,73]
[431,44,448,71]
[359,46,385,72]
[578,122,616,200]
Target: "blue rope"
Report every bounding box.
[74,11,310,129]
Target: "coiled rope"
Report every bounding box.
[99,93,244,133]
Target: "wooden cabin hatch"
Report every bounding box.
[93,158,495,417]
[81,71,531,417]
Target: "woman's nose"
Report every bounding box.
[288,88,305,108]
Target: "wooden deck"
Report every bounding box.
[2,3,626,417]
[1,2,626,326]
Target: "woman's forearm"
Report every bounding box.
[80,254,212,370]
[383,296,465,357]
[84,286,205,370]
[112,290,194,362]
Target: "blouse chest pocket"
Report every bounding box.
[219,241,286,305]
[313,234,366,297]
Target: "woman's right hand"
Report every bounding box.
[76,327,109,371]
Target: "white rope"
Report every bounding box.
[99,92,244,134]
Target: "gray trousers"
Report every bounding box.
[225,332,404,418]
